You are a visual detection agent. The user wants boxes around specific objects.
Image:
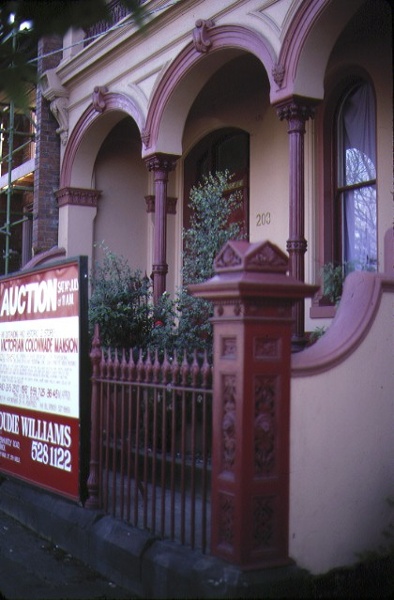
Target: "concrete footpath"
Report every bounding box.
[0,478,308,599]
[0,510,134,600]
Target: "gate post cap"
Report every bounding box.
[214,240,288,274]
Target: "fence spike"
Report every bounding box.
[128,348,136,381]
[145,349,153,382]
[107,348,114,379]
[100,347,106,378]
[191,349,199,387]
[172,350,180,385]
[153,349,160,383]
[201,350,211,388]
[181,349,189,386]
[162,349,171,384]
[136,348,144,382]
[121,348,128,381]
[113,348,120,380]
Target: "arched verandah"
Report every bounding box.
[57,93,147,272]
[57,1,369,323]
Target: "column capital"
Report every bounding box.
[276,96,317,132]
[145,153,179,177]
[55,187,101,208]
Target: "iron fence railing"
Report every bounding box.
[87,326,213,553]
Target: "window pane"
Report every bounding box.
[345,148,376,186]
[343,185,377,271]
[337,81,377,271]
[341,83,376,185]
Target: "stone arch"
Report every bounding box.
[142,24,276,158]
[60,92,146,188]
[273,0,367,103]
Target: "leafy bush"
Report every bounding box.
[182,170,244,285]
[321,259,375,306]
[176,170,244,355]
[308,326,327,345]
[88,244,152,349]
[89,171,244,355]
[321,262,345,305]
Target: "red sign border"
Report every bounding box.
[0,256,89,502]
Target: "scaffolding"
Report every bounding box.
[0,23,36,275]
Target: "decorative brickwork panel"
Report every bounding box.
[221,336,237,359]
[218,492,235,548]
[254,376,277,476]
[221,374,236,473]
[252,496,275,551]
[254,336,281,360]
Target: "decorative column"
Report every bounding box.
[145,153,178,304]
[276,99,315,348]
[190,240,318,569]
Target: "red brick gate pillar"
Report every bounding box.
[190,240,317,569]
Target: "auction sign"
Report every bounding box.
[0,257,89,501]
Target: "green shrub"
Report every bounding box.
[88,244,152,349]
[88,171,244,355]
[308,326,327,345]
[182,170,244,285]
[321,259,375,306]
[321,262,345,305]
[176,170,244,355]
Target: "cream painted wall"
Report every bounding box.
[58,204,97,269]
[92,118,148,272]
[249,107,289,248]
[290,288,394,574]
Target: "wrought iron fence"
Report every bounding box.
[87,326,213,553]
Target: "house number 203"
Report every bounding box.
[256,212,271,226]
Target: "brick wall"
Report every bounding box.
[32,35,63,255]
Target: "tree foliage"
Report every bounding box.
[0,0,145,107]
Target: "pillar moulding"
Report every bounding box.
[55,187,101,208]
[275,96,317,348]
[145,153,179,304]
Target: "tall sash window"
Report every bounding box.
[336,82,377,271]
